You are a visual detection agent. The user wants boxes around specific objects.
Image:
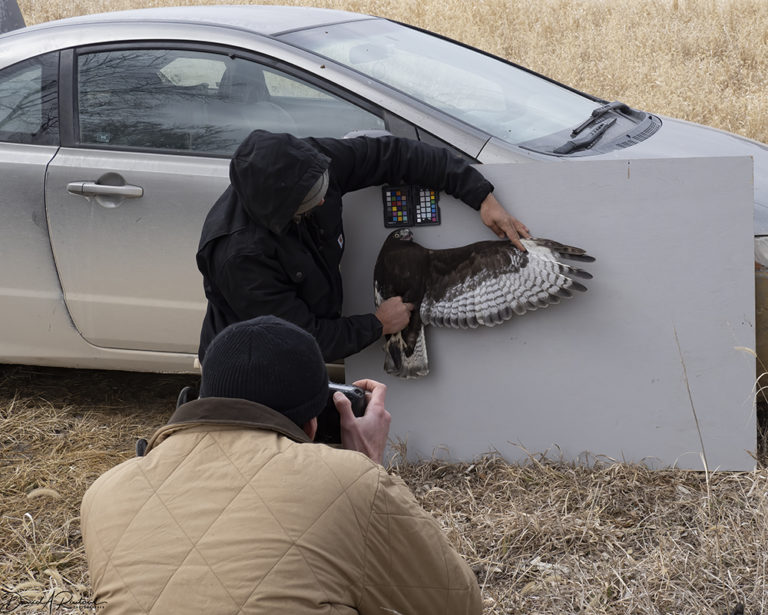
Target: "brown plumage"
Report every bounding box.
[373,229,595,378]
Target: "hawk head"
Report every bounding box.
[388,228,413,242]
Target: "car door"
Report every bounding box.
[44,44,390,354]
[0,52,63,357]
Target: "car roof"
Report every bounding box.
[2,5,375,38]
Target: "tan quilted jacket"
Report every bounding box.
[81,398,482,614]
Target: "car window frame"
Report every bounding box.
[59,42,405,158]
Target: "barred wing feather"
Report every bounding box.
[421,238,593,328]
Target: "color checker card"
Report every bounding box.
[382,186,410,227]
[382,185,441,228]
[415,188,440,224]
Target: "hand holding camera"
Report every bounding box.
[327,382,367,417]
[333,379,391,465]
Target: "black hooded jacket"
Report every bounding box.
[197,130,494,362]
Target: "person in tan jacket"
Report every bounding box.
[81,315,482,614]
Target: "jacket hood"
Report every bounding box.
[230,130,330,234]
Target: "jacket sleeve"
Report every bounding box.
[218,250,382,362]
[358,469,483,615]
[316,135,494,210]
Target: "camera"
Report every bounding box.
[327,382,367,417]
[315,382,368,444]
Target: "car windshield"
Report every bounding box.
[280,19,601,145]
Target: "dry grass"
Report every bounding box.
[3,1,768,613]
[395,453,768,614]
[2,364,768,614]
[16,0,768,145]
[0,366,192,613]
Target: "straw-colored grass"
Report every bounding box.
[3,1,768,613]
[2,364,768,614]
[0,366,192,613]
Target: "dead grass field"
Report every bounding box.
[3,0,768,613]
[2,365,768,614]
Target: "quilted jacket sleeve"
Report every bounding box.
[359,469,482,615]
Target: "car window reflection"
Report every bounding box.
[282,20,599,145]
[0,52,58,145]
[77,48,385,156]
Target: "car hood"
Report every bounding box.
[599,116,768,235]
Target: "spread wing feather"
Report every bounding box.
[420,238,593,329]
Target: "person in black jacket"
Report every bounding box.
[196,130,530,363]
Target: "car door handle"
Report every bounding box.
[67,181,144,198]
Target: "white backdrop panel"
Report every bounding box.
[341,157,755,470]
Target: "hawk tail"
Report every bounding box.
[383,326,429,379]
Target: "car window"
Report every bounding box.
[281,20,600,146]
[0,52,58,145]
[76,48,385,156]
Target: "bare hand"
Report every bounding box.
[334,379,391,464]
[375,296,414,334]
[479,193,531,251]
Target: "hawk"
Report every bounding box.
[373,229,595,378]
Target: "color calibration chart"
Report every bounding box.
[382,185,441,228]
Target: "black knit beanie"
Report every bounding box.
[199,316,329,427]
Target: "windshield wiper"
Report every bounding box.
[554,117,616,155]
[570,101,631,137]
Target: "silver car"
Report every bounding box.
[1,5,766,373]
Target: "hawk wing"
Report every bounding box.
[420,238,594,328]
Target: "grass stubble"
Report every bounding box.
[3,0,768,613]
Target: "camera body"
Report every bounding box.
[327,382,367,417]
[315,382,367,444]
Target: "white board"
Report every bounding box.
[341,157,756,470]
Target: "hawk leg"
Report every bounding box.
[383,312,429,378]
